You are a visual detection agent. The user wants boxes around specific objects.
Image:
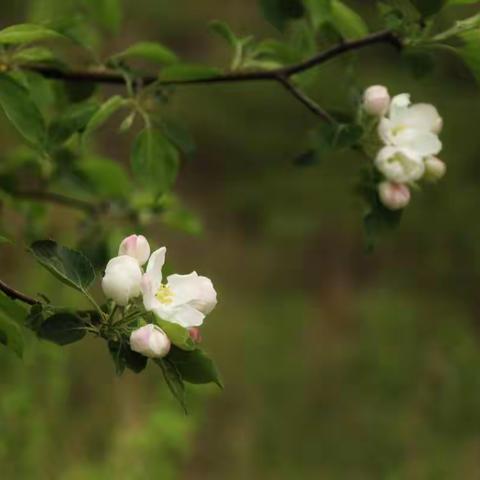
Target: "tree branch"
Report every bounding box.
[23,30,400,120]
[0,278,38,305]
[12,190,101,214]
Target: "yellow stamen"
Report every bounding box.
[156,284,174,304]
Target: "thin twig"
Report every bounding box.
[12,190,100,214]
[0,278,38,305]
[22,30,400,120]
[276,74,335,122]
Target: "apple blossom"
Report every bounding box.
[102,255,142,306]
[141,247,217,328]
[130,324,171,358]
[424,156,446,182]
[118,234,150,266]
[378,94,442,157]
[378,181,411,210]
[363,85,390,116]
[375,146,425,184]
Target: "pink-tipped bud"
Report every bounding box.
[130,324,171,358]
[188,327,202,343]
[363,85,390,116]
[378,181,411,211]
[118,234,150,266]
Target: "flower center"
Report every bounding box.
[156,284,174,304]
[392,124,407,136]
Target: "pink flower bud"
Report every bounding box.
[424,156,446,182]
[363,85,390,116]
[118,234,150,266]
[378,181,411,211]
[188,327,202,343]
[130,324,171,358]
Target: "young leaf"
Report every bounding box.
[0,73,46,147]
[37,312,86,346]
[113,41,178,64]
[209,20,239,47]
[259,0,305,31]
[0,316,23,357]
[30,240,95,293]
[329,0,369,39]
[83,95,127,141]
[131,128,179,195]
[48,101,99,147]
[0,24,64,45]
[88,0,123,35]
[167,347,223,388]
[156,358,187,413]
[159,64,222,82]
[0,291,28,325]
[156,318,195,351]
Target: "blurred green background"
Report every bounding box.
[2,1,480,479]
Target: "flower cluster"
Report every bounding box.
[362,85,446,211]
[102,234,217,359]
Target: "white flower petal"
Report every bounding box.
[402,103,442,133]
[389,93,411,122]
[375,146,425,183]
[102,255,142,305]
[146,247,166,291]
[168,304,205,328]
[141,273,162,311]
[395,130,442,157]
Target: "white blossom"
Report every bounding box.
[130,324,171,358]
[118,234,150,266]
[101,255,142,306]
[378,93,442,157]
[141,247,217,328]
[378,181,411,210]
[363,85,390,116]
[375,146,425,183]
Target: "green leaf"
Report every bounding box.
[162,119,196,158]
[108,340,148,375]
[48,101,99,147]
[0,24,64,45]
[113,41,177,64]
[30,240,95,293]
[329,0,368,39]
[12,46,58,65]
[159,64,222,82]
[0,316,23,357]
[259,0,305,31]
[0,291,28,325]
[37,312,86,346]
[83,95,127,141]
[131,128,179,195]
[0,291,27,356]
[156,358,187,413]
[168,347,223,388]
[0,73,46,147]
[156,319,195,351]
[458,30,480,84]
[88,0,123,35]
[209,20,238,47]
[79,156,132,199]
[411,0,446,17]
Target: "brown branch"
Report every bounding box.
[12,190,100,214]
[0,278,38,305]
[24,30,400,120]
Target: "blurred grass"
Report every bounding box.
[2,0,480,479]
